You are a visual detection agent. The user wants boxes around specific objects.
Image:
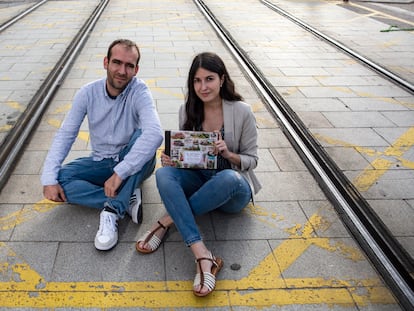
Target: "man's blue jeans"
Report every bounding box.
[155,167,252,246]
[57,130,156,218]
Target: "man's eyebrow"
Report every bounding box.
[111,58,136,67]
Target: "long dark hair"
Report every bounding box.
[183,52,243,130]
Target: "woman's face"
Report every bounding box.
[193,67,223,105]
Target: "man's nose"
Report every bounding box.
[119,64,127,74]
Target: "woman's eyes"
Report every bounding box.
[194,77,215,83]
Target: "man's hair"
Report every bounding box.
[107,39,140,65]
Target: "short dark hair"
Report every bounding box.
[107,39,140,65]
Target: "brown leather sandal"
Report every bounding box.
[193,253,223,297]
[136,221,169,254]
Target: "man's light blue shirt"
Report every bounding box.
[41,76,163,185]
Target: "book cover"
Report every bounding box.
[165,130,218,169]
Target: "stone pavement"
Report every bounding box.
[0,0,411,309]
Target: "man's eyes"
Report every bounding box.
[112,60,135,69]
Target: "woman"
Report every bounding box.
[136,52,261,297]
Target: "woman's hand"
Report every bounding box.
[214,130,241,167]
[214,131,230,158]
[160,151,173,167]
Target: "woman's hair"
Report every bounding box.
[183,52,243,130]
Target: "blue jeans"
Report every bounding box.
[57,129,156,218]
[155,167,252,246]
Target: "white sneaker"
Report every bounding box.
[94,210,118,250]
[127,188,143,224]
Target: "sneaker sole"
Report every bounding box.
[131,202,143,224]
[94,237,118,251]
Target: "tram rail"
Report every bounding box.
[0,0,110,190]
[261,0,414,96]
[0,0,412,309]
[0,0,47,33]
[194,0,413,309]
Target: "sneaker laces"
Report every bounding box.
[98,212,117,235]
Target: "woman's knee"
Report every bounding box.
[217,169,244,186]
[155,167,176,188]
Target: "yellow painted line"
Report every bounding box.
[353,127,414,191]
[5,101,25,112]
[354,158,393,192]
[328,85,414,109]
[0,203,395,308]
[314,127,414,191]
[349,2,414,27]
[0,200,58,231]
[0,287,394,308]
[0,95,399,308]
[314,134,379,157]
[0,124,13,133]
[53,103,72,113]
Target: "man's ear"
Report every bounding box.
[103,56,109,70]
[134,65,139,75]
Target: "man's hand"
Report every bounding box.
[104,173,123,198]
[43,184,67,202]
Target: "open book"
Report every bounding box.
[165,130,218,169]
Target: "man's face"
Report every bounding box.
[104,44,139,96]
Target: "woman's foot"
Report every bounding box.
[193,252,223,297]
[136,215,172,254]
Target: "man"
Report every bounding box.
[41,39,163,251]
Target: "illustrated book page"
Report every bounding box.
[164,130,218,169]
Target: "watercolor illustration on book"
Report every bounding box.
[165,130,218,169]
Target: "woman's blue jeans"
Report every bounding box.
[155,167,252,246]
[57,129,156,218]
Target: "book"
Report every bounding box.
[164,130,218,169]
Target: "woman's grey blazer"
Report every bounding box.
[179,100,262,199]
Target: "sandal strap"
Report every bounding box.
[137,221,167,252]
[146,233,162,251]
[193,272,215,291]
[195,255,219,269]
[157,220,166,230]
[142,221,166,244]
[193,253,223,295]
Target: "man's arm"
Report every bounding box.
[113,84,163,180]
[104,173,123,198]
[43,184,67,202]
[41,88,87,193]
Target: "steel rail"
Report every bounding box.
[0,0,48,33]
[260,0,414,95]
[193,0,414,310]
[0,0,110,191]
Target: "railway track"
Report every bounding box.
[196,0,413,309]
[0,0,412,309]
[0,0,109,190]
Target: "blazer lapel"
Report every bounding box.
[222,100,235,152]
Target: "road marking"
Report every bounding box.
[0,87,400,308]
[0,207,394,308]
[315,127,414,191]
